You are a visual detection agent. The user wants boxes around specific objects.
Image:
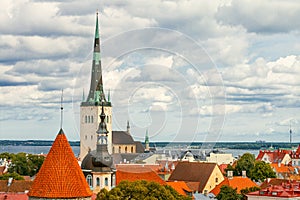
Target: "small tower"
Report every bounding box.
[144,129,150,152]
[127,120,130,135]
[81,102,114,193]
[28,129,92,200]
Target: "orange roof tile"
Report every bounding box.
[271,163,294,173]
[28,129,92,198]
[167,181,192,196]
[116,170,166,185]
[0,180,32,193]
[211,176,257,195]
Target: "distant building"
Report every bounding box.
[247,180,300,199]
[168,162,225,194]
[256,149,291,165]
[0,179,32,200]
[206,152,235,165]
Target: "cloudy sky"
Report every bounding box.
[0,0,300,143]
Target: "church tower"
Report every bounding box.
[80,12,112,160]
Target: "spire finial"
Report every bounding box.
[60,89,64,129]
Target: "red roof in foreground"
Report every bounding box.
[116,170,166,185]
[210,176,257,195]
[28,129,92,198]
[167,181,192,196]
[0,193,29,200]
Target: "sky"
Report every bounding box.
[0,0,300,143]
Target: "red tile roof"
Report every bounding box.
[0,193,29,200]
[167,181,192,196]
[116,170,166,185]
[210,176,257,195]
[0,180,32,193]
[28,129,92,198]
[256,149,291,163]
[248,181,300,198]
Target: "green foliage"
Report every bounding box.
[0,172,24,180]
[240,186,260,200]
[250,160,276,182]
[97,180,191,200]
[0,152,45,177]
[216,185,242,200]
[235,153,255,177]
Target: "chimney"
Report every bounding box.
[242,170,246,178]
[7,177,13,187]
[278,161,281,167]
[227,170,233,179]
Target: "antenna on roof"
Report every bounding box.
[60,89,64,129]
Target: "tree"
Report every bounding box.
[250,160,276,182]
[0,172,24,180]
[97,180,191,200]
[240,186,260,200]
[0,152,45,177]
[216,185,242,200]
[235,153,255,177]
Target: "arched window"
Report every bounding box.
[91,116,93,123]
[119,146,121,153]
[88,116,90,123]
[91,135,93,140]
[105,177,108,186]
[96,177,100,186]
[85,135,87,140]
[131,146,134,153]
[125,146,128,153]
[86,175,93,187]
[85,116,87,123]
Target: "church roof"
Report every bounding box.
[112,131,135,144]
[28,129,92,198]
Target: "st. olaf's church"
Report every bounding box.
[79,13,148,192]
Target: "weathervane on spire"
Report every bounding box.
[60,89,64,129]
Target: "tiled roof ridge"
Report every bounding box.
[28,129,92,198]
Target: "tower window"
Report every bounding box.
[91,135,93,140]
[105,177,108,186]
[86,175,93,187]
[96,177,100,186]
[85,116,87,123]
[85,135,87,140]
[125,146,128,153]
[119,146,121,153]
[131,146,134,153]
[91,116,93,123]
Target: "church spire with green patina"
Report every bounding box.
[85,11,107,105]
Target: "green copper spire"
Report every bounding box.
[85,11,107,105]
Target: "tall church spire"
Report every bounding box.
[86,12,106,104]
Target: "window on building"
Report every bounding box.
[215,177,218,183]
[91,135,93,140]
[125,146,127,153]
[96,177,100,186]
[85,116,87,123]
[113,147,115,153]
[88,116,90,123]
[91,116,93,123]
[86,175,93,187]
[85,135,87,140]
[119,146,121,153]
[131,146,134,153]
[105,177,108,186]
